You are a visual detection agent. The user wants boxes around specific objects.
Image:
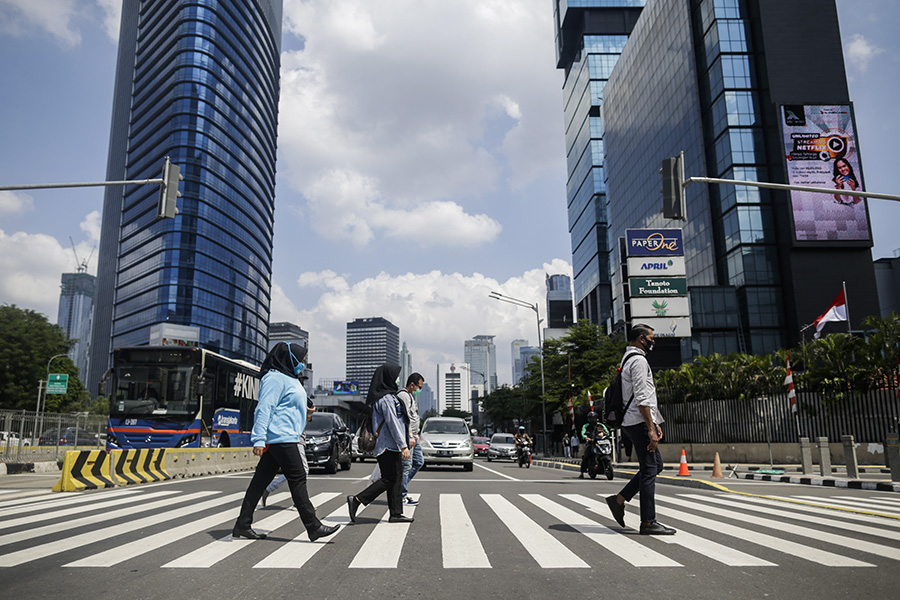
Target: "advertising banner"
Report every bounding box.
[634,317,692,338]
[333,381,360,395]
[625,229,684,257]
[626,256,686,277]
[629,277,688,297]
[780,104,870,242]
[631,296,690,318]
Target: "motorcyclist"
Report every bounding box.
[579,411,610,479]
[514,426,532,461]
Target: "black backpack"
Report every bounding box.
[603,352,641,427]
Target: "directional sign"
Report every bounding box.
[47,373,69,394]
[629,277,688,297]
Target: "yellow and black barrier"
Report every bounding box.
[112,448,170,485]
[52,450,117,492]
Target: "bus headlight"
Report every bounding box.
[177,434,198,447]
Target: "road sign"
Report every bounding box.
[629,277,688,297]
[47,373,68,394]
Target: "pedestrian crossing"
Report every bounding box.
[1,486,899,570]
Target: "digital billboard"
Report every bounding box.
[332,381,359,395]
[780,104,870,243]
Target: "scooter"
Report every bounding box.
[516,442,532,468]
[588,435,614,480]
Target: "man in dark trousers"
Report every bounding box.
[605,324,676,535]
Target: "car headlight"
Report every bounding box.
[420,438,433,449]
[308,436,330,445]
[459,439,471,449]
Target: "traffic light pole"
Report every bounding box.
[684,176,900,203]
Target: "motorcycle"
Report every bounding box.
[588,435,614,480]
[516,442,532,468]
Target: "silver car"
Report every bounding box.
[487,433,516,461]
[420,417,474,471]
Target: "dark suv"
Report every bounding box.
[304,412,352,474]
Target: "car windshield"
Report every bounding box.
[111,365,197,418]
[307,413,334,433]
[474,437,489,444]
[422,420,469,435]
[491,434,514,444]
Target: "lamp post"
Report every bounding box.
[489,291,548,456]
[457,363,487,428]
[39,354,68,438]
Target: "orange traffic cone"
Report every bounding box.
[677,449,690,476]
[712,452,724,478]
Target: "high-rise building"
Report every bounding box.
[268,321,312,393]
[346,317,400,398]
[87,1,284,396]
[553,0,645,327]
[399,341,413,387]
[464,335,497,393]
[434,363,471,415]
[518,346,542,383]
[874,256,900,318]
[600,0,879,358]
[57,271,96,380]
[511,339,528,384]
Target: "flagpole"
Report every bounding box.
[842,281,852,334]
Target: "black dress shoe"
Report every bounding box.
[606,495,626,528]
[639,521,676,536]
[232,527,267,540]
[308,524,340,541]
[261,490,269,508]
[347,495,361,523]
[388,515,414,523]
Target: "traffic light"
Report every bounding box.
[157,156,182,219]
[661,153,686,220]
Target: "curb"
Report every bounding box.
[0,461,61,475]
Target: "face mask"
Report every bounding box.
[294,362,306,375]
[643,337,655,352]
[395,376,401,387]
[413,389,421,396]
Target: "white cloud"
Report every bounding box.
[845,33,884,73]
[270,258,574,386]
[0,0,82,47]
[95,0,120,41]
[79,210,101,243]
[0,229,69,318]
[0,190,33,215]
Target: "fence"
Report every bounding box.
[660,385,900,445]
[0,409,107,462]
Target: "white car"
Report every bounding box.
[0,431,31,447]
[419,417,474,471]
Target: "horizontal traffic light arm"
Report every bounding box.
[0,178,162,191]
[685,176,900,202]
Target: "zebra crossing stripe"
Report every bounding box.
[481,494,588,569]
[0,488,142,519]
[662,495,900,563]
[0,491,181,548]
[687,494,900,542]
[793,495,900,517]
[652,500,874,567]
[0,491,232,568]
[349,496,419,568]
[762,495,900,528]
[526,494,681,567]
[440,494,490,568]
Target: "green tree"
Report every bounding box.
[481,385,536,431]
[441,408,472,420]
[0,304,90,411]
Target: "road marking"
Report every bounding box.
[527,494,681,567]
[0,487,141,515]
[473,462,520,481]
[349,496,418,568]
[792,495,900,517]
[481,494,587,568]
[441,494,490,568]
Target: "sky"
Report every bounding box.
[1,0,898,388]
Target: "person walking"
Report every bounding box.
[563,433,571,458]
[232,342,338,542]
[347,364,413,524]
[605,324,675,535]
[398,373,425,505]
[570,429,579,458]
[262,395,314,508]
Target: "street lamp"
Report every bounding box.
[457,363,487,428]
[38,354,68,438]
[489,291,548,456]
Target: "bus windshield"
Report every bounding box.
[111,364,197,418]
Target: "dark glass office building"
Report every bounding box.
[88,0,283,395]
[346,317,401,399]
[600,0,879,357]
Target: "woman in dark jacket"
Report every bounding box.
[346,364,412,523]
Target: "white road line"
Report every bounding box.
[349,497,418,568]
[481,494,588,568]
[686,494,900,542]
[0,490,184,547]
[0,487,142,515]
[758,495,900,528]
[473,462,520,481]
[441,494,490,568]
[792,495,900,516]
[527,494,681,567]
[0,491,237,567]
[653,498,874,567]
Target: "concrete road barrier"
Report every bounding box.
[165,447,258,478]
[52,450,117,492]
[112,449,170,485]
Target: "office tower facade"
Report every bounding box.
[88,1,283,396]
[546,273,575,329]
[874,256,900,318]
[268,322,309,351]
[553,0,645,327]
[57,271,96,380]
[399,341,413,387]
[601,0,879,356]
[346,317,400,398]
[511,339,528,385]
[464,335,497,394]
[435,363,471,415]
[518,346,542,382]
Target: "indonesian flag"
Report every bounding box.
[784,354,797,415]
[567,397,575,429]
[813,289,847,338]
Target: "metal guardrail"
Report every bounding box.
[0,409,106,462]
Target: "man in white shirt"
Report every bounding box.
[397,373,425,505]
[605,324,676,536]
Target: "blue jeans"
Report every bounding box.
[401,439,425,496]
[619,423,664,524]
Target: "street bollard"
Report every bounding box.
[799,437,813,475]
[817,437,832,477]
[841,435,859,479]
[887,433,900,483]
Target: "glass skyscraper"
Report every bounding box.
[88,0,283,395]
[346,317,401,399]
[57,271,96,380]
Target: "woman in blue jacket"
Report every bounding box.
[346,363,413,523]
[232,342,338,542]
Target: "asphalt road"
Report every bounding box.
[1,458,899,600]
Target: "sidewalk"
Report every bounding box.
[534,457,900,493]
